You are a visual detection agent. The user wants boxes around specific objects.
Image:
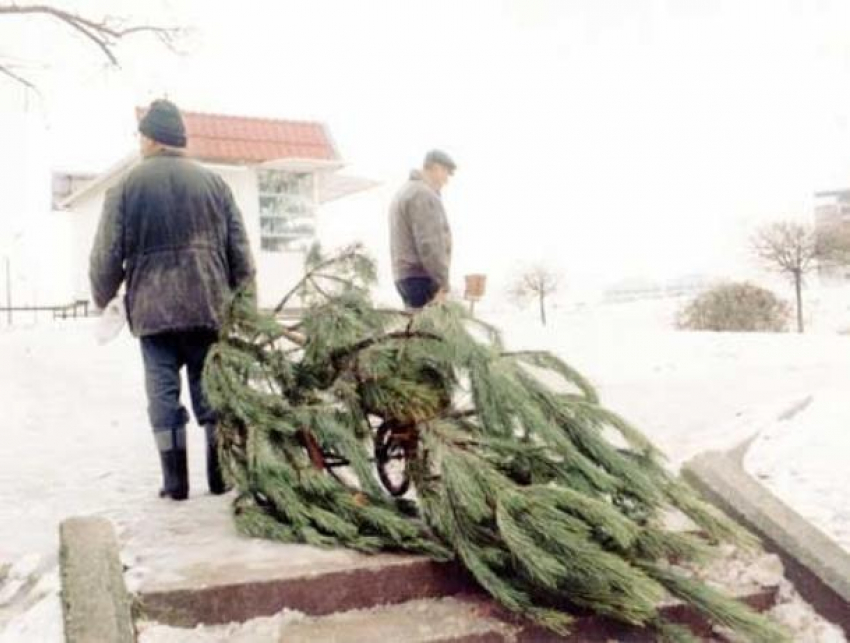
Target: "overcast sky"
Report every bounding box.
[3,0,850,295]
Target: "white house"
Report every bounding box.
[59,109,377,309]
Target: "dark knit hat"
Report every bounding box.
[138,99,187,148]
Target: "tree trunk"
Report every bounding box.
[794,271,804,333]
[539,292,547,326]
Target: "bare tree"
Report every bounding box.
[509,265,561,326]
[0,4,184,90]
[751,220,819,333]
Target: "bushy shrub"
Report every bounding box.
[677,282,790,332]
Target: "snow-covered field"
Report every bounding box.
[1,294,849,641]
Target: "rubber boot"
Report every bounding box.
[204,423,229,495]
[156,426,189,500]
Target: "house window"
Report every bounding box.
[257,170,316,252]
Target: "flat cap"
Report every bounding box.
[424,149,456,173]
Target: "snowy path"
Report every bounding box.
[0,321,212,640]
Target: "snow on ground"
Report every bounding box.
[745,388,850,553]
[1,295,849,640]
[137,610,305,643]
[487,299,850,466]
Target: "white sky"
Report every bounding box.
[3,0,850,295]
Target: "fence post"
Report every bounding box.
[4,256,10,326]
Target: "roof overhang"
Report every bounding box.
[59,152,139,209]
[317,174,381,204]
[60,154,372,210]
[258,157,345,173]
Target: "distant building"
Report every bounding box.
[602,274,714,303]
[814,189,850,281]
[814,189,850,228]
[58,109,377,308]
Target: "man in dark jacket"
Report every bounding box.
[90,99,255,501]
[389,149,455,308]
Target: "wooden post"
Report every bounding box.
[463,274,487,316]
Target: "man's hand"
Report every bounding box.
[431,288,448,304]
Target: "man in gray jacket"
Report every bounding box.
[389,149,456,308]
[90,99,255,500]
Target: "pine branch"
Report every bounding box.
[330,330,442,364]
[273,246,363,312]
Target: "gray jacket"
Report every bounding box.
[389,171,452,289]
[89,150,255,337]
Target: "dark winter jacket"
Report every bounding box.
[389,170,452,290]
[89,149,255,337]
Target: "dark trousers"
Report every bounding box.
[140,330,218,432]
[395,277,439,309]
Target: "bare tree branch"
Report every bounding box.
[0,3,184,88]
[751,221,818,278]
[0,62,38,92]
[751,220,821,332]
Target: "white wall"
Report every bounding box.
[70,197,103,301]
[0,103,73,308]
[317,183,396,305]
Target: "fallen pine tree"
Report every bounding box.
[203,244,789,642]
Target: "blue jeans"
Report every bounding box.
[140,330,218,431]
[395,277,439,309]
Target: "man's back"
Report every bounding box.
[90,150,254,337]
[122,151,231,260]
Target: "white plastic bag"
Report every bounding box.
[94,296,126,345]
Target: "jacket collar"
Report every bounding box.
[145,147,186,160]
[409,168,441,195]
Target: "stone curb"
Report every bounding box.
[682,441,850,636]
[59,516,135,643]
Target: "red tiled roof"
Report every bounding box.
[135,108,339,165]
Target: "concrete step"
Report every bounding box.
[138,554,478,627]
[272,586,779,643]
[132,503,783,640]
[138,556,779,642]
[138,540,780,631]
[138,586,778,643]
